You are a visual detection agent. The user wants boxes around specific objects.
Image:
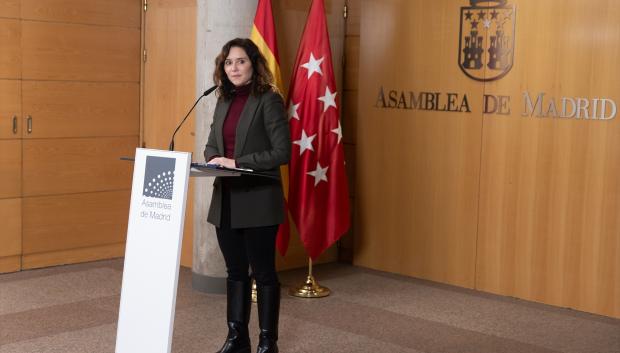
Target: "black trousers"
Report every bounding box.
[216,188,279,286]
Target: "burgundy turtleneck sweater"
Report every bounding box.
[222,84,251,159]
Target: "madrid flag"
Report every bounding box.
[286,0,350,260]
[250,0,291,256]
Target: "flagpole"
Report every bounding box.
[288,257,330,298]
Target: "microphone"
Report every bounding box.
[168,85,218,151]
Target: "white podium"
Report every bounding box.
[115,148,191,353]
[115,152,275,353]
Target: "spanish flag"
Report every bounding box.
[250,0,284,92]
[250,0,290,256]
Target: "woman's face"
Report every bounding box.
[224,46,253,87]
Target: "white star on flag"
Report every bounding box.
[331,120,343,144]
[293,130,316,155]
[483,19,491,28]
[318,86,337,112]
[300,53,324,79]
[288,102,300,121]
[307,162,329,186]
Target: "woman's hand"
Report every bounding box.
[209,157,236,169]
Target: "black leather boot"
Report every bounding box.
[216,279,252,353]
[256,284,280,353]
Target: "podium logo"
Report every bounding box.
[143,156,175,200]
[458,0,516,82]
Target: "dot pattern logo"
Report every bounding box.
[143,156,176,200]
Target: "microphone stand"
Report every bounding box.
[169,85,218,151]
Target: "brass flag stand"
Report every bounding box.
[288,258,330,298]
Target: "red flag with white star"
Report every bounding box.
[286,0,350,260]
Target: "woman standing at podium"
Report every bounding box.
[204,38,290,353]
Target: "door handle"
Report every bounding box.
[27,115,32,134]
[12,115,17,134]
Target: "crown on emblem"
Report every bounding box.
[469,0,507,8]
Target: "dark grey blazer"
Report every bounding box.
[204,90,291,228]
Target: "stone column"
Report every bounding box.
[193,0,258,294]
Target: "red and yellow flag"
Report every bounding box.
[250,0,291,256]
[250,0,284,92]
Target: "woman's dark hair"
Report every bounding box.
[213,38,275,99]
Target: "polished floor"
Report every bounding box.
[0,259,618,353]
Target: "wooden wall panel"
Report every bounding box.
[0,198,21,273]
[143,0,196,267]
[476,0,620,318]
[22,190,129,256]
[22,81,139,138]
[341,91,357,144]
[0,0,142,270]
[0,139,21,199]
[22,243,125,269]
[343,35,358,91]
[21,21,140,81]
[0,256,20,273]
[0,79,21,138]
[354,0,482,288]
[21,0,141,27]
[275,235,338,270]
[0,5,22,275]
[22,136,137,196]
[355,0,619,317]
[0,0,20,19]
[345,0,360,36]
[143,0,196,152]
[0,18,21,79]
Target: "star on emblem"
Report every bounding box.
[293,130,316,155]
[288,102,300,121]
[307,162,329,186]
[331,121,343,144]
[318,86,337,112]
[483,18,491,28]
[301,53,324,79]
